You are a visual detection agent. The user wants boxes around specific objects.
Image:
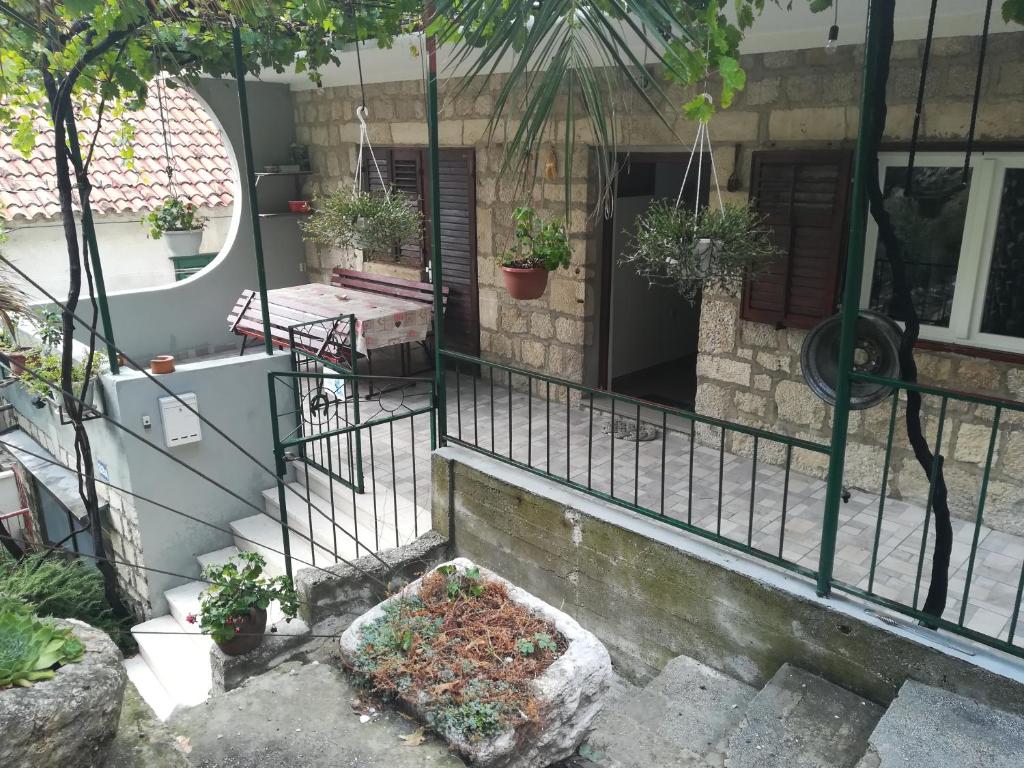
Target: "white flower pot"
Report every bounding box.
[161,229,204,258]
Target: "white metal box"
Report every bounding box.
[158,393,202,448]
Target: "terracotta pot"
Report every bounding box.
[149,355,175,375]
[288,199,311,213]
[7,350,28,377]
[215,606,268,656]
[500,266,550,301]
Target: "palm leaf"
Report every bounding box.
[431,0,701,216]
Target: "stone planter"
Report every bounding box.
[0,619,127,768]
[161,229,204,258]
[339,558,612,768]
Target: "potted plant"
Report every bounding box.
[19,348,104,410]
[300,186,422,262]
[188,551,298,656]
[143,196,207,257]
[622,201,784,305]
[498,206,571,300]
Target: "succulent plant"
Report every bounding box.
[0,606,85,688]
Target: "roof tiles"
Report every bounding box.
[1,87,234,222]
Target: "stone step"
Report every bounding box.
[229,513,316,576]
[722,664,883,768]
[197,545,241,572]
[859,680,1024,768]
[165,580,207,634]
[583,655,756,767]
[123,655,177,722]
[132,615,213,709]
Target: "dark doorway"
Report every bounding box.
[597,154,709,410]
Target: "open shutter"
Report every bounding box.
[428,149,480,357]
[741,150,853,329]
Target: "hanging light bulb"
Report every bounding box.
[825,24,840,54]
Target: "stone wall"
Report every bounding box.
[432,446,1024,715]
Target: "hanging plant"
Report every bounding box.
[623,201,784,305]
[497,206,572,300]
[301,186,422,261]
[143,196,207,239]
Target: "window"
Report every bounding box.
[861,152,1024,353]
[741,150,853,329]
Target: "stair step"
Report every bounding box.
[230,512,337,576]
[165,580,207,634]
[863,680,1024,768]
[585,655,756,767]
[197,545,241,572]
[132,615,212,708]
[724,664,883,768]
[124,655,177,722]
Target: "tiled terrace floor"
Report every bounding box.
[330,372,1024,654]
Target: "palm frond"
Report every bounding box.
[431,0,700,217]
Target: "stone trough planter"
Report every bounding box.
[0,619,127,768]
[339,558,612,768]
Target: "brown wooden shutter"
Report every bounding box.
[741,150,853,329]
[428,149,480,357]
[365,149,425,268]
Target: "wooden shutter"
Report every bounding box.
[428,149,480,357]
[365,149,425,268]
[741,150,853,329]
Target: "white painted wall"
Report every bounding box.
[4,209,232,299]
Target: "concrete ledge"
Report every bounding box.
[295,531,449,627]
[210,620,312,693]
[432,446,1024,716]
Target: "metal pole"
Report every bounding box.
[232,24,274,356]
[817,0,886,597]
[424,4,447,445]
[65,127,119,374]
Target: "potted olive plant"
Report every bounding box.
[498,206,571,300]
[300,186,422,261]
[188,551,299,656]
[623,202,783,305]
[144,196,207,257]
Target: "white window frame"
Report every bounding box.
[860,151,1024,355]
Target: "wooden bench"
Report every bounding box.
[330,268,449,374]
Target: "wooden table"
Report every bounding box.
[227,283,433,358]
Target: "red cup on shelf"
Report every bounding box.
[288,200,311,213]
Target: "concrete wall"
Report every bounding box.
[92,79,308,362]
[5,207,231,300]
[432,446,1024,716]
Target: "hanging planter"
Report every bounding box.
[498,206,572,300]
[624,201,783,304]
[300,186,422,260]
[623,105,783,304]
[143,197,207,258]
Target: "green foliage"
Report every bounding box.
[516,632,557,656]
[433,699,504,741]
[33,308,64,351]
[143,197,207,239]
[195,552,298,645]
[300,187,423,260]
[498,207,572,272]
[0,603,86,688]
[436,563,485,599]
[17,348,102,401]
[623,201,785,305]
[352,597,444,677]
[0,550,133,651]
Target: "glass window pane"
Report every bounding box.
[980,168,1024,339]
[869,166,971,328]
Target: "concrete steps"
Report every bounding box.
[858,681,1024,768]
[585,660,881,768]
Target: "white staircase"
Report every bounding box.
[125,468,430,720]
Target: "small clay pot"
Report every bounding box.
[500,266,550,301]
[7,350,27,377]
[149,355,175,374]
[215,606,268,656]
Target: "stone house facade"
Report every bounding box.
[292,30,1024,535]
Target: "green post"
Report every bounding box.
[65,127,119,374]
[232,24,274,356]
[817,2,887,597]
[424,6,447,446]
